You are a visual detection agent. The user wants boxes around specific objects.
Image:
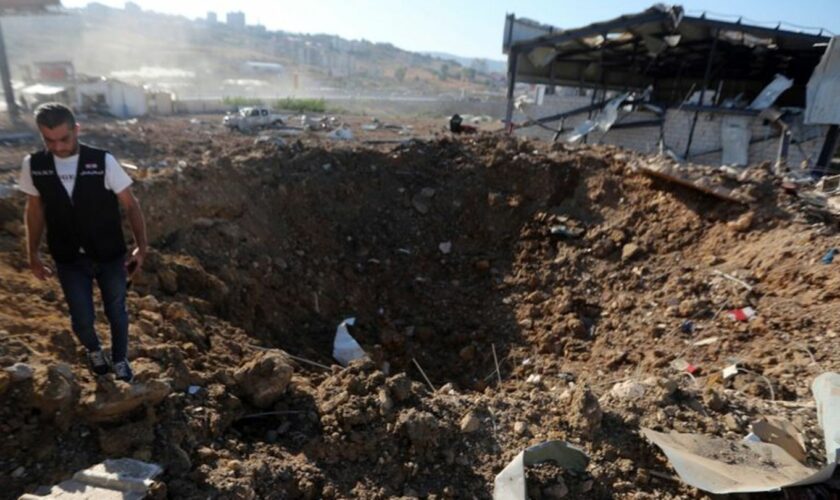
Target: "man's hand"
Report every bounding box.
[29,254,53,280]
[126,246,146,279]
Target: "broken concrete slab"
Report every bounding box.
[72,458,163,493]
[19,459,162,500]
[19,480,145,500]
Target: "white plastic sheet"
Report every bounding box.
[493,440,588,500]
[332,317,368,366]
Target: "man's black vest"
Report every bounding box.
[30,144,127,264]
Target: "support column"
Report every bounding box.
[504,48,519,134]
[0,19,19,122]
[813,124,839,178]
[684,30,719,160]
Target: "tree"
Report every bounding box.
[439,63,450,81]
[461,67,476,82]
[394,66,407,82]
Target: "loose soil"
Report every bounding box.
[0,115,838,499]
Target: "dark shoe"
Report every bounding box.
[87,349,110,376]
[113,360,133,382]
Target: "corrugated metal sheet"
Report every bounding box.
[805,36,840,125]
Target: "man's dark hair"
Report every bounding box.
[34,102,76,129]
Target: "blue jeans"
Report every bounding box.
[55,255,129,362]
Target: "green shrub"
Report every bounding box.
[222,96,264,107]
[273,98,326,113]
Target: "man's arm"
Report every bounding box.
[116,187,148,276]
[24,195,52,280]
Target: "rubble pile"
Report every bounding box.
[0,119,838,498]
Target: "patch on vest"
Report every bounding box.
[85,163,98,170]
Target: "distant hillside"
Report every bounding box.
[423,52,507,74]
[2,4,505,99]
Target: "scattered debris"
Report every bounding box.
[722,363,739,380]
[634,158,754,204]
[671,358,699,375]
[727,307,756,322]
[692,336,718,346]
[822,248,837,264]
[450,114,477,134]
[644,372,840,494]
[327,126,354,141]
[642,428,834,494]
[712,269,754,291]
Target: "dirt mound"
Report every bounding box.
[0,123,838,499]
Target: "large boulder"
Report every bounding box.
[81,379,172,422]
[233,352,294,408]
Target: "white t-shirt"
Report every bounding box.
[18,152,133,198]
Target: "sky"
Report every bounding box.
[61,0,840,60]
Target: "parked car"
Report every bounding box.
[223,107,285,131]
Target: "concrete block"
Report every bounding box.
[72,458,163,493]
[19,479,144,499]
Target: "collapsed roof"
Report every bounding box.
[503,5,831,106]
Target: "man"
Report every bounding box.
[19,103,147,382]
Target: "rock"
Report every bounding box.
[438,241,452,254]
[31,364,78,415]
[460,412,481,433]
[81,379,172,422]
[458,345,476,361]
[474,259,491,272]
[621,243,642,261]
[11,466,25,478]
[543,479,569,499]
[677,299,698,317]
[610,380,646,400]
[196,446,217,462]
[136,318,156,336]
[157,268,178,294]
[387,373,413,401]
[723,413,741,432]
[6,362,34,382]
[2,220,23,236]
[728,211,754,232]
[411,195,430,214]
[513,421,528,436]
[378,389,394,414]
[396,409,440,449]
[134,294,160,311]
[569,386,602,438]
[703,388,726,412]
[0,370,10,395]
[420,187,436,198]
[233,352,294,409]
